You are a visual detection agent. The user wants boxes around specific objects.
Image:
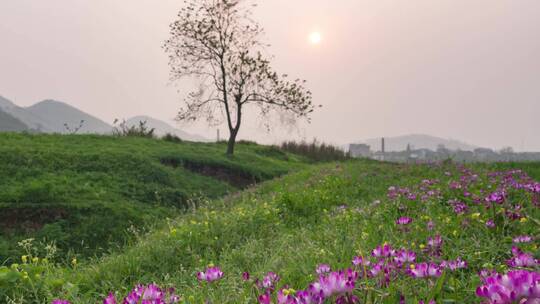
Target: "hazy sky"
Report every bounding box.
[1,0,539,150]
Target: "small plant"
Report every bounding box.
[112,119,155,138]
[63,120,85,134]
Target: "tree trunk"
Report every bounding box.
[226,129,238,156]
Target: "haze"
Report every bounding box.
[1,0,539,150]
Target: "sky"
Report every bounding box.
[1,0,539,150]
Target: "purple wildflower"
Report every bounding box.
[507,247,539,268]
[316,264,332,275]
[103,293,116,304]
[396,217,413,225]
[197,266,224,282]
[409,263,442,278]
[513,235,533,243]
[476,270,540,303]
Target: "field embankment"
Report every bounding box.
[0,133,307,263]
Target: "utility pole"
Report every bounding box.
[381,137,385,161]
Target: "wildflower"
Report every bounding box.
[21,255,28,263]
[440,258,467,271]
[310,269,358,298]
[316,264,331,275]
[476,270,540,303]
[352,256,370,267]
[394,249,416,265]
[258,272,280,290]
[197,266,224,282]
[409,263,442,278]
[513,235,533,243]
[396,217,413,225]
[507,247,539,268]
[426,220,434,230]
[277,288,298,304]
[103,293,116,304]
[485,190,506,204]
[485,219,495,228]
[448,199,468,214]
[372,244,395,258]
[425,235,443,256]
[52,301,70,304]
[242,271,250,281]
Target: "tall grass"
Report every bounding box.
[278,139,350,162]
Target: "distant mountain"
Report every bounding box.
[25,100,112,134]
[359,134,478,152]
[0,95,53,132]
[0,108,28,131]
[0,96,112,133]
[125,116,208,142]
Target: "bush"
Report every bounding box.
[112,119,155,138]
[277,139,350,162]
[162,133,183,143]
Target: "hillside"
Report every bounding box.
[26,100,113,134]
[126,115,208,142]
[361,134,478,152]
[2,156,538,303]
[0,133,307,263]
[0,108,28,131]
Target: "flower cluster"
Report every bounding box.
[476,270,540,303]
[52,284,181,304]
[197,266,224,282]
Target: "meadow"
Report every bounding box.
[0,135,539,303]
[0,133,308,263]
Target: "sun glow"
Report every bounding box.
[309,31,322,45]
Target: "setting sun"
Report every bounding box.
[309,31,322,44]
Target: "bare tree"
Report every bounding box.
[163,0,316,155]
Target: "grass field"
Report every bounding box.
[0,133,307,264]
[1,135,539,303]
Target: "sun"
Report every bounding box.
[309,31,322,45]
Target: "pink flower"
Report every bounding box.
[396,217,413,225]
[316,264,331,275]
[197,266,224,282]
[372,244,395,258]
[103,293,116,304]
[394,249,416,265]
[476,270,540,303]
[409,263,442,278]
[513,235,533,243]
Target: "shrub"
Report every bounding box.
[112,119,155,138]
[277,139,350,162]
[162,133,183,143]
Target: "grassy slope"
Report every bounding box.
[0,133,307,262]
[36,160,539,303]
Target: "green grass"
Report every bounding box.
[1,135,538,303]
[0,133,307,263]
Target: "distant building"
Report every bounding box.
[349,144,371,158]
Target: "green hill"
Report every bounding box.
[0,133,307,263]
